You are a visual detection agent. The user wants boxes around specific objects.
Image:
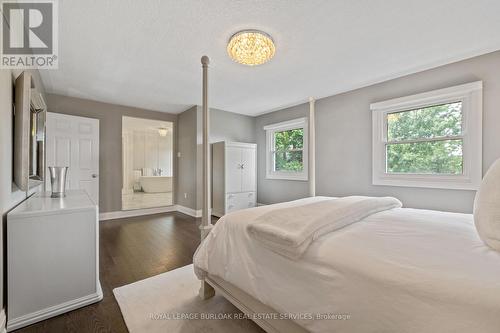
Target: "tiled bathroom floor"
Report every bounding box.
[122,191,173,210]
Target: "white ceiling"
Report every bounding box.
[41,0,500,116]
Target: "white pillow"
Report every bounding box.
[474,159,500,251]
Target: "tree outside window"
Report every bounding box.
[265,117,308,181]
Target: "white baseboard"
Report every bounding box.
[175,205,212,218]
[175,205,200,217]
[6,286,103,332]
[100,205,216,220]
[0,309,6,333]
[99,206,177,221]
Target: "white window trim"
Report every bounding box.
[264,117,309,181]
[371,81,482,190]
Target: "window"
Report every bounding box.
[371,82,482,190]
[265,117,308,180]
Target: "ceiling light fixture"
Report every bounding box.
[158,128,168,137]
[227,30,275,66]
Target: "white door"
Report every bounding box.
[46,113,99,205]
[240,147,256,192]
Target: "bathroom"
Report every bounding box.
[122,116,174,210]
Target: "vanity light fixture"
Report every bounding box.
[158,128,168,137]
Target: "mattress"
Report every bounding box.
[193,197,500,333]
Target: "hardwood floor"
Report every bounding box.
[14,212,206,333]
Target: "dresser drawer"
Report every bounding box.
[226,192,256,212]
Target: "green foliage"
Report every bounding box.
[387,140,463,174]
[386,102,463,174]
[274,128,304,172]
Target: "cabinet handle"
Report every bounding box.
[241,163,245,169]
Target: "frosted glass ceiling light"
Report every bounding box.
[227,30,275,66]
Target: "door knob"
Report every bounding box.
[92,174,98,178]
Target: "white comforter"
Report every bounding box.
[193,197,500,333]
[248,196,402,259]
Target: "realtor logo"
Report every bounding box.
[1,0,58,68]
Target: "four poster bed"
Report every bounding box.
[194,56,500,333]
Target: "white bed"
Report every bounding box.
[194,196,500,333]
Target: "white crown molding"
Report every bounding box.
[252,44,500,117]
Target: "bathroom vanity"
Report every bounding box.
[6,190,102,331]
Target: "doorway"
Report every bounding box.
[122,116,174,210]
[45,112,100,205]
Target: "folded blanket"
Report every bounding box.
[247,196,402,260]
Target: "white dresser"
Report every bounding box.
[212,141,257,217]
[7,190,102,331]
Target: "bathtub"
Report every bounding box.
[140,176,172,193]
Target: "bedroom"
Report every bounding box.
[0,1,500,332]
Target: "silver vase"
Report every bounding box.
[49,166,68,198]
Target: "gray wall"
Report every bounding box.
[256,50,500,213]
[175,107,256,211]
[46,94,178,213]
[255,103,310,204]
[206,107,256,144]
[195,107,256,210]
[176,106,197,209]
[1,68,46,313]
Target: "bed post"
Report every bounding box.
[199,55,215,300]
[309,97,316,197]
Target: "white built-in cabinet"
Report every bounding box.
[212,142,257,217]
[6,191,102,331]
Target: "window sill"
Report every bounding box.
[372,173,480,190]
[266,173,309,181]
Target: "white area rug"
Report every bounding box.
[113,264,264,333]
